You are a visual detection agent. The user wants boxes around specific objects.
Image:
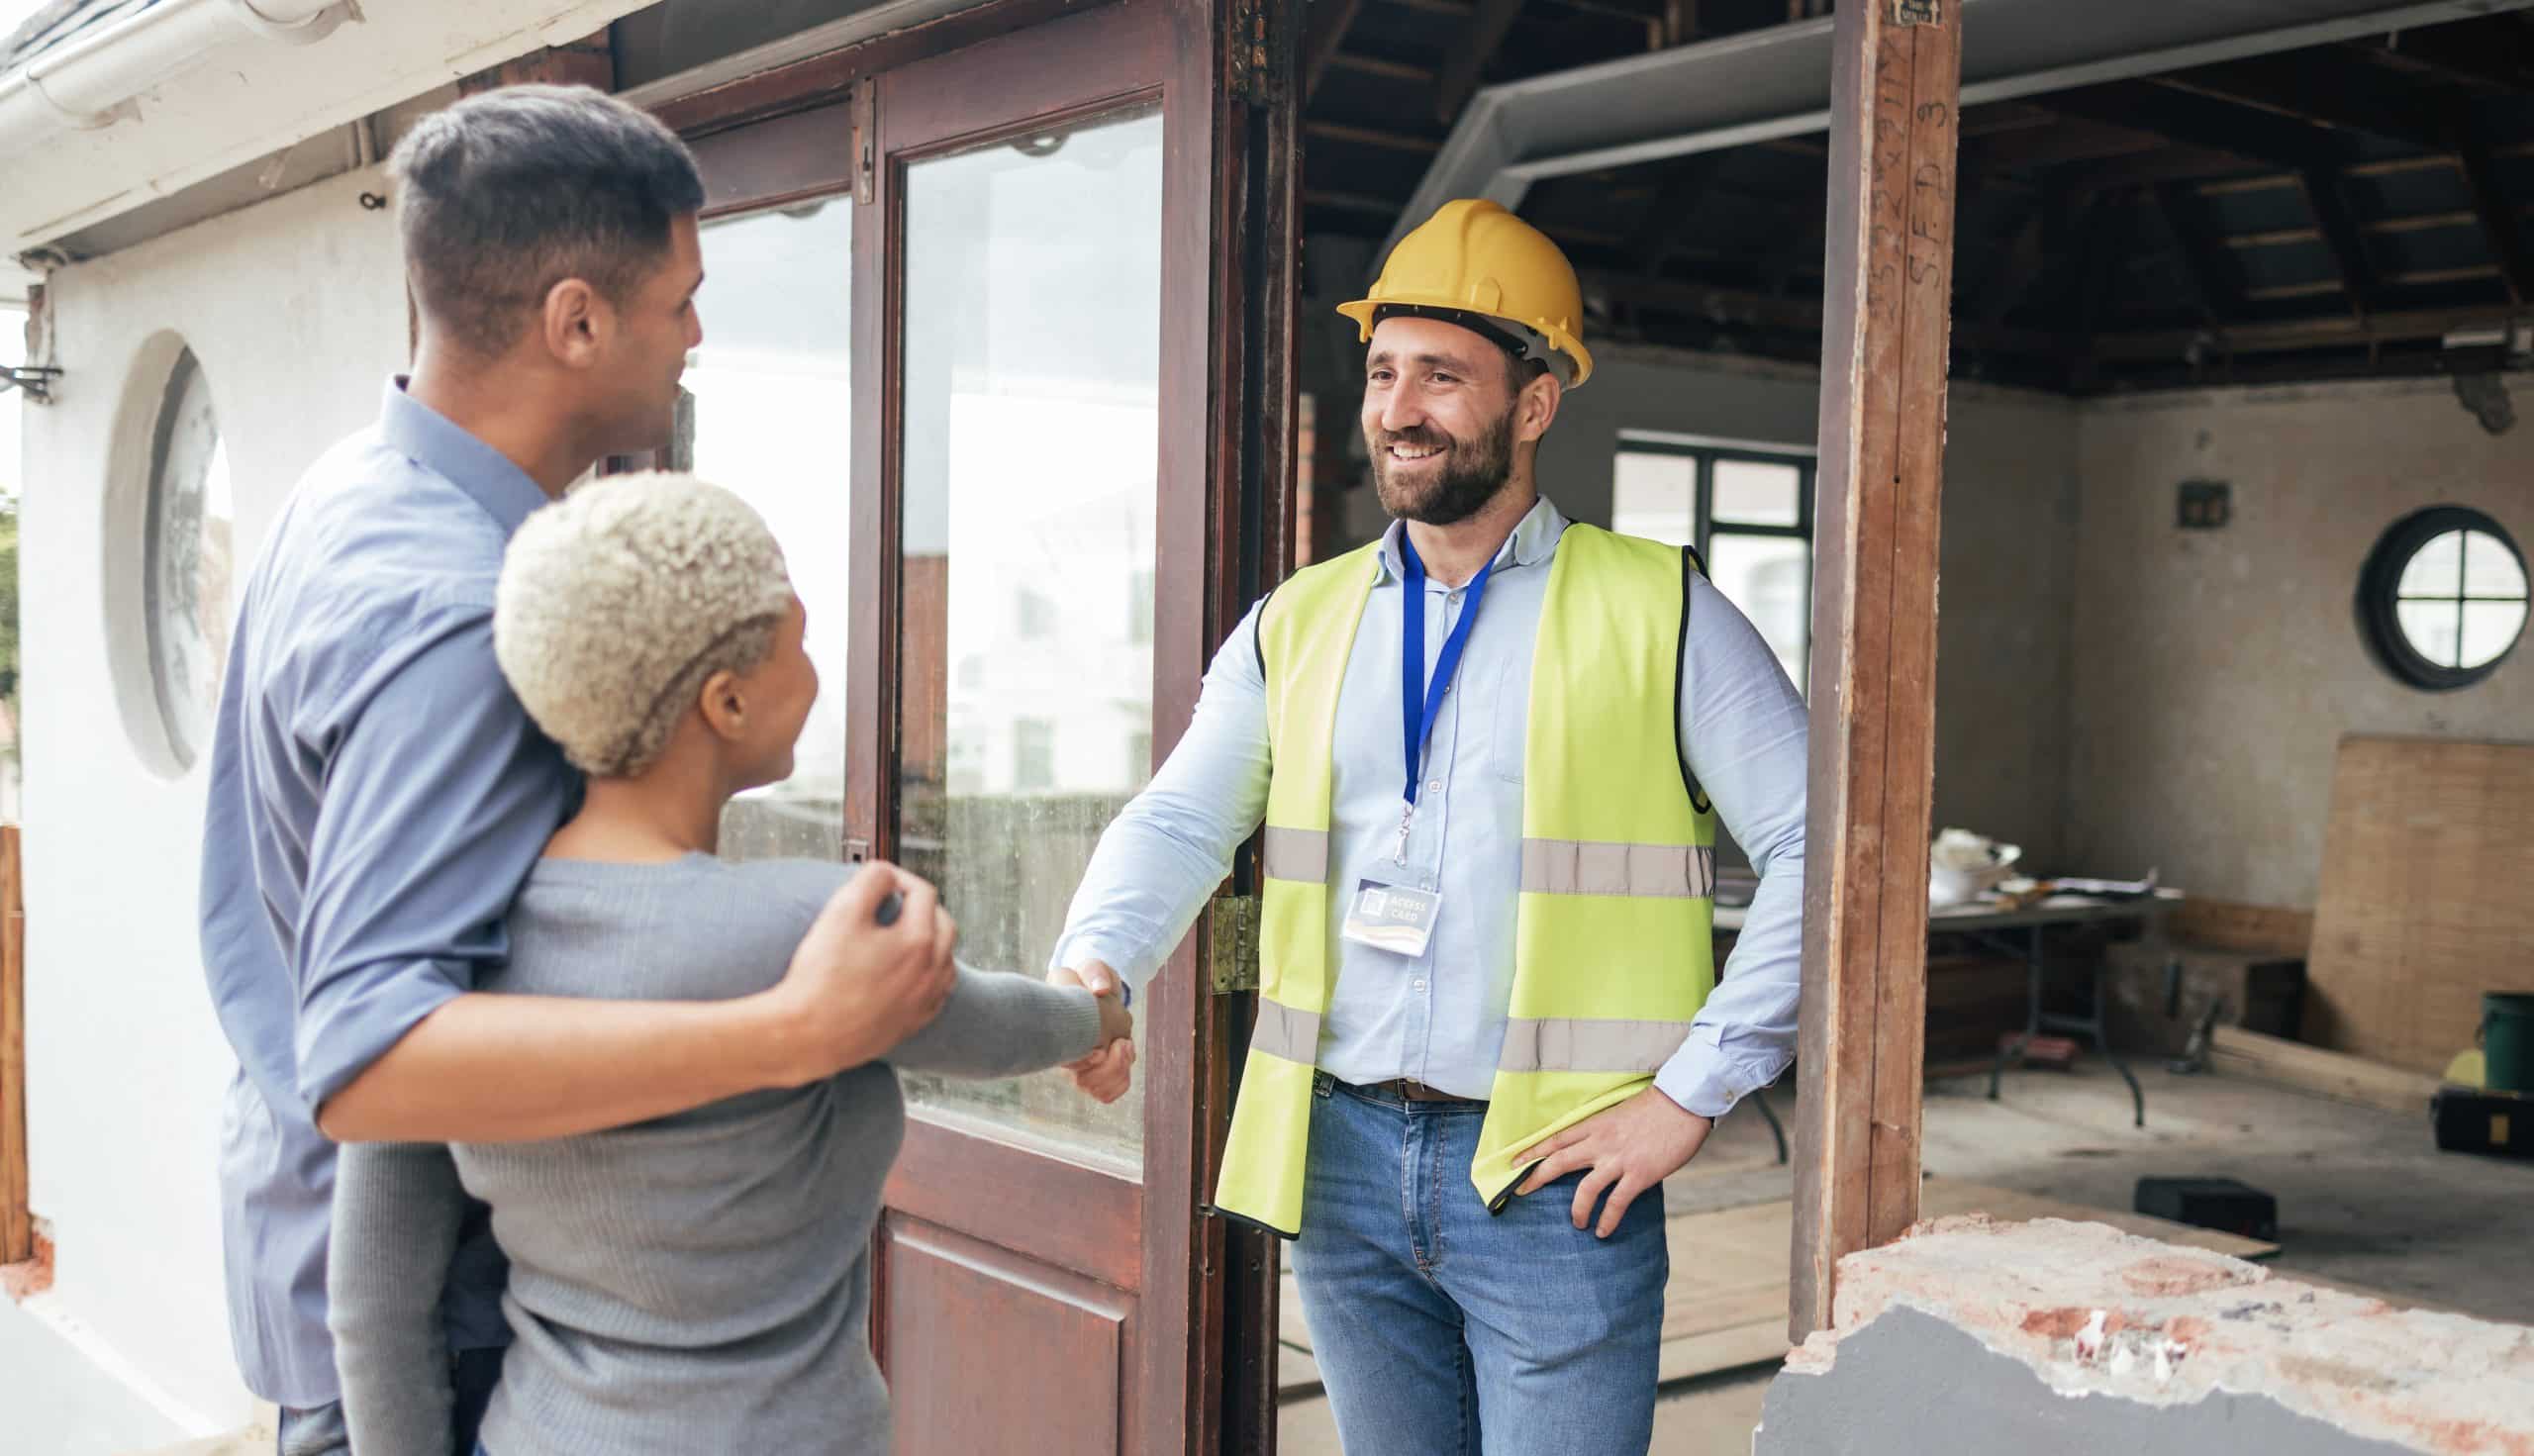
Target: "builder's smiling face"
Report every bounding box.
[1361,315,1520,528]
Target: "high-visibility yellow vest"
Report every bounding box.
[1212,523,1717,1237]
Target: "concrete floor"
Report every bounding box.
[1276,1058,2534,1452]
[128,1062,2534,1456]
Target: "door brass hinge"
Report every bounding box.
[1209,894,1261,994]
[1228,0,1278,108]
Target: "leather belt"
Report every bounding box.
[1353,1077,1488,1107]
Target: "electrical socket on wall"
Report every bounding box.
[2178,480,2230,530]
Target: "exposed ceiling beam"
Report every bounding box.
[1580,268,2061,355]
[2025,80,2355,173]
[1387,0,2534,261]
[2156,180,2243,323]
[2446,105,2534,306]
[1325,50,1430,83]
[2225,225,2324,248]
[2063,144,2273,195]
[1660,0,1699,49]
[2358,21,2534,90]
[1304,119,1443,152]
[1962,116,2168,172]
[2298,165,2377,323]
[1305,187,1409,216]
[1959,101,2061,137]
[2150,51,2445,148]
[2070,193,2141,388]
[1623,151,1727,273]
[1972,197,2050,327]
[1304,0,1367,102]
[1434,0,1530,122]
[2092,301,2529,360]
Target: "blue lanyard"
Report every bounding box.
[1399,533,1494,819]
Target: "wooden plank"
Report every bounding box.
[2209,1025,2442,1117]
[2303,737,2534,1076]
[1,825,25,1264]
[1793,0,1957,1343]
[2166,897,2313,957]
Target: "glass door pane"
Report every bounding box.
[685,199,854,861]
[896,102,1167,1164]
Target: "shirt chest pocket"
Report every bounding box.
[1490,657,1531,784]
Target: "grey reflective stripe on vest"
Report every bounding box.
[1519,839,1717,898]
[1497,1018,1698,1075]
[1248,998,1323,1064]
[1261,826,1330,883]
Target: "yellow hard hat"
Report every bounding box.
[1338,198,1594,388]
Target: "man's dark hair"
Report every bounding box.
[387,85,706,358]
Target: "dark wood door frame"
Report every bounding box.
[1792,0,1961,1340]
[832,0,1290,1447]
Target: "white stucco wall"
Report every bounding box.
[9,164,407,1451]
[2066,377,2534,909]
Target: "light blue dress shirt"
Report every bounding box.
[1052,496,1808,1117]
[199,380,577,1407]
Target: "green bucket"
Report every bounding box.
[2485,993,2534,1094]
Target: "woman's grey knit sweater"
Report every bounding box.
[328,854,1103,1456]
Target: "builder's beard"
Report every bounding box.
[1369,405,1516,527]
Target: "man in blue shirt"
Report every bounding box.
[199,87,956,1456]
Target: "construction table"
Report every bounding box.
[1713,891,2181,1129]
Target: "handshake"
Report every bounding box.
[1048,960,1137,1104]
[764,865,1136,1101]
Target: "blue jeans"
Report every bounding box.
[1289,1076,1667,1456]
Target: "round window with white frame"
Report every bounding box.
[2357,506,2527,692]
[142,348,236,768]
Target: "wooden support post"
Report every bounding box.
[2,825,28,1265]
[1792,0,1960,1342]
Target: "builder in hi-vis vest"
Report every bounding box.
[1049,199,1808,1454]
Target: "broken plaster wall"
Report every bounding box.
[2065,376,2534,910]
[1758,1216,2534,1456]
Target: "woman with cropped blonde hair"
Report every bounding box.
[328,473,1132,1456]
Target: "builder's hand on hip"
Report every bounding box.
[765,861,959,1083]
[1050,960,1137,1104]
[1511,1087,1714,1238]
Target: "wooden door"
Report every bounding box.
[838,0,1294,1450]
